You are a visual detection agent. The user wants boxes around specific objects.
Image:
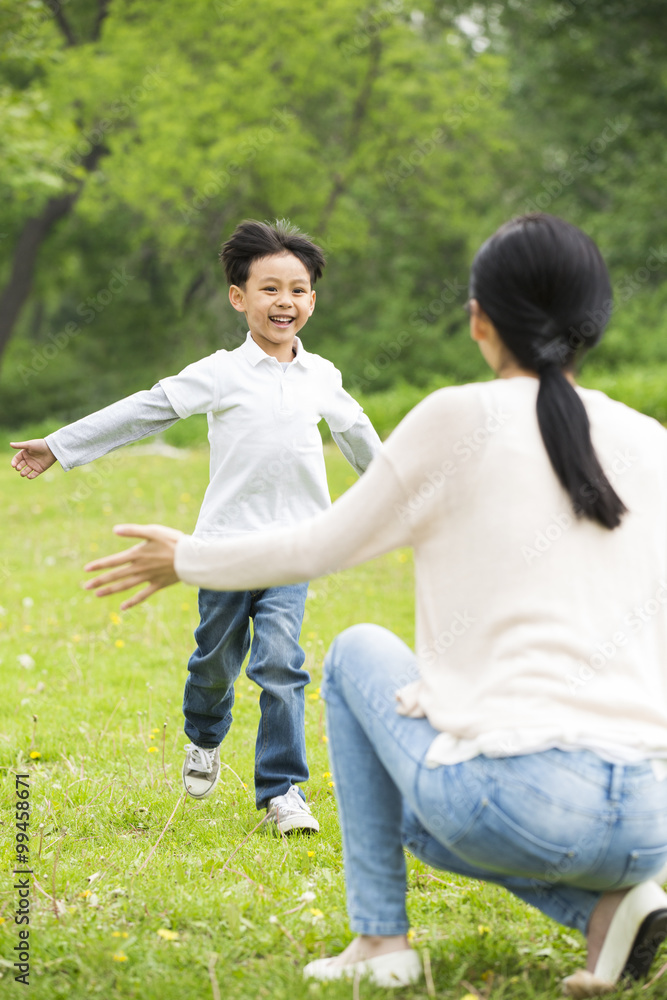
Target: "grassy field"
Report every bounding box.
[1,442,665,1000]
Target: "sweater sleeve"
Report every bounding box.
[174,451,412,590]
[45,385,180,472]
[332,412,383,476]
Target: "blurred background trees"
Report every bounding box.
[1,0,666,429]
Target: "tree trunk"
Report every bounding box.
[0,143,107,368]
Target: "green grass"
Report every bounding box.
[1,445,665,999]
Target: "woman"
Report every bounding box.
[86,215,667,997]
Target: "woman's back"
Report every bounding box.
[389,378,667,764]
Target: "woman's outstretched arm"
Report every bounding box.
[85,450,414,608]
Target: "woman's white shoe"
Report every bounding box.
[563,881,667,997]
[303,948,422,987]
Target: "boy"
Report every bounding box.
[10,219,381,833]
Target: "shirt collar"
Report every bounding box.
[240,330,314,369]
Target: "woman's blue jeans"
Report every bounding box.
[183,584,310,809]
[322,624,667,936]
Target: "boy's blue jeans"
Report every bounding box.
[183,583,310,809]
[322,623,667,937]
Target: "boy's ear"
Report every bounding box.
[308,289,316,315]
[229,285,246,313]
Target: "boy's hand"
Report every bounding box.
[10,439,57,479]
[84,524,183,610]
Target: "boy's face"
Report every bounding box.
[229,252,316,360]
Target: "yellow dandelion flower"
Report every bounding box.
[149,734,155,740]
[308,693,319,700]
[148,746,158,753]
[477,923,491,935]
[151,728,160,733]
[112,952,128,962]
[0,917,5,925]
[321,735,328,743]
[307,850,315,857]
[115,639,124,648]
[322,771,331,778]
[79,890,91,898]
[112,931,128,938]
[407,929,416,941]
[461,994,478,1000]
[109,612,121,625]
[157,928,179,940]
[309,908,324,918]
[328,781,335,788]
[29,750,41,759]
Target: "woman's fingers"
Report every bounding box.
[83,524,181,607]
[112,523,182,542]
[90,572,148,597]
[120,583,160,611]
[84,542,146,574]
[85,564,142,590]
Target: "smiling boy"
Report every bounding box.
[10,219,382,833]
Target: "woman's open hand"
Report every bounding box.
[84,524,184,610]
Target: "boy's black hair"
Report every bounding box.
[219,219,326,287]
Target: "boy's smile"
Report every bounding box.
[229,252,316,362]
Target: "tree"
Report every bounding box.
[0,0,517,423]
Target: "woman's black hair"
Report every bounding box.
[469,213,626,529]
[220,219,326,287]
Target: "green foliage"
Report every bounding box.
[0,0,515,423]
[1,0,667,437]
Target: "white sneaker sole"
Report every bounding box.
[263,811,320,834]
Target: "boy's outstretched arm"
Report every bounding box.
[10,439,57,479]
[9,385,181,477]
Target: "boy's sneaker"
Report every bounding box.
[182,743,221,799]
[264,785,320,834]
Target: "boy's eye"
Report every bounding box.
[262,286,277,292]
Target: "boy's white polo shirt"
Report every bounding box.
[160,332,362,537]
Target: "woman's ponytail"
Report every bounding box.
[536,365,626,529]
[470,214,627,530]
